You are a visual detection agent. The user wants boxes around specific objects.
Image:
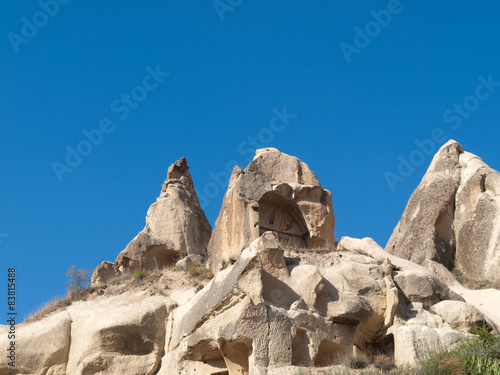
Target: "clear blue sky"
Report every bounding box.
[1,1,500,321]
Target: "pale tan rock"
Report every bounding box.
[338,236,462,305]
[115,157,211,274]
[15,146,500,374]
[454,151,500,281]
[393,268,451,305]
[0,311,71,375]
[66,293,170,375]
[386,140,500,283]
[384,276,399,328]
[386,140,462,267]
[318,247,397,352]
[208,148,335,273]
[91,260,121,286]
[389,301,470,366]
[161,232,356,375]
[390,324,467,366]
[290,265,324,310]
[430,300,485,333]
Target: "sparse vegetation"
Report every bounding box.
[65,264,91,296]
[132,269,148,279]
[340,353,369,369]
[451,267,500,290]
[420,323,500,375]
[24,295,71,323]
[25,265,92,322]
[373,354,395,372]
[187,261,213,280]
[447,254,500,290]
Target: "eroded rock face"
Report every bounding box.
[385,140,462,268]
[115,157,212,274]
[430,300,485,333]
[386,140,500,283]
[2,234,489,374]
[0,311,71,375]
[454,151,500,281]
[66,294,169,375]
[208,148,336,273]
[8,146,500,374]
[91,261,121,286]
[163,232,388,374]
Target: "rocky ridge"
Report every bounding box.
[1,144,499,375]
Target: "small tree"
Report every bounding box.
[65,265,91,296]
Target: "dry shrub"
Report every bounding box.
[373,353,395,371]
[24,296,71,323]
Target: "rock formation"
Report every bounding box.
[114,157,212,275]
[386,140,500,283]
[2,145,500,374]
[208,148,336,273]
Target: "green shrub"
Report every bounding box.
[420,323,500,375]
[132,269,148,279]
[451,267,500,290]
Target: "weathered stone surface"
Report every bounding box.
[390,324,467,367]
[116,157,211,274]
[389,301,471,366]
[9,146,500,374]
[66,293,169,375]
[430,300,485,333]
[5,233,498,375]
[386,140,462,268]
[338,236,462,305]
[0,311,71,375]
[393,268,451,305]
[386,140,500,283]
[91,261,121,286]
[454,151,500,281]
[208,148,335,273]
[162,232,357,375]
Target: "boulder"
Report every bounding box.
[393,268,451,305]
[116,157,211,274]
[338,236,462,305]
[430,300,485,333]
[91,261,121,286]
[391,324,467,367]
[389,302,470,367]
[208,148,335,273]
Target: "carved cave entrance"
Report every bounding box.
[258,192,310,249]
[185,340,250,375]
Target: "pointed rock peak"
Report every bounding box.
[387,138,500,284]
[161,157,195,195]
[247,148,320,186]
[166,156,190,180]
[113,156,211,275]
[438,139,463,158]
[421,140,463,182]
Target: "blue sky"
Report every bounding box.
[1,1,500,321]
